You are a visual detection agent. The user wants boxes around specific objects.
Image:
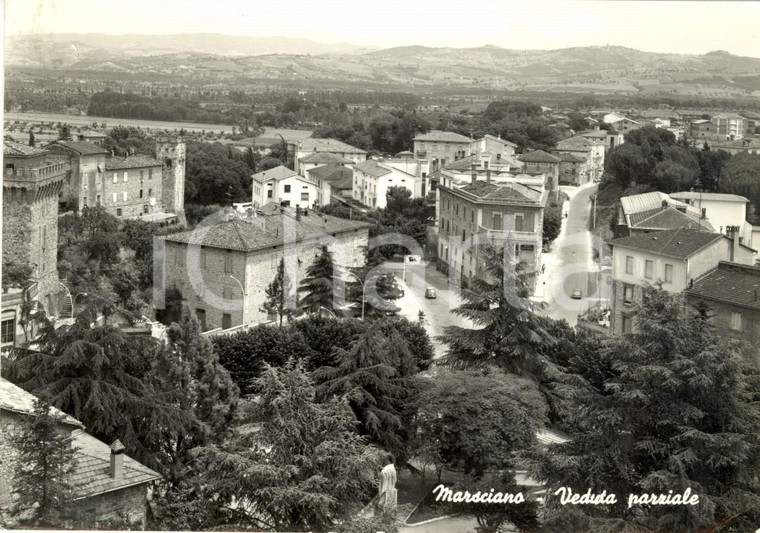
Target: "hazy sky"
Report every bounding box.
[5,0,760,57]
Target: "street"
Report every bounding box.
[535,183,611,325]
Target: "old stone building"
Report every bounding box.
[2,141,68,347]
[0,378,160,529]
[46,138,186,222]
[160,203,370,330]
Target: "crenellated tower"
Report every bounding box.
[156,137,186,224]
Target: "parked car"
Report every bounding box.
[571,289,583,299]
[425,287,437,299]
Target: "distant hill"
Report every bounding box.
[6,35,760,98]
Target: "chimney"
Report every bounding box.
[726,225,740,262]
[471,163,477,184]
[110,439,125,479]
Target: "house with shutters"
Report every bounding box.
[0,377,160,529]
[608,227,755,336]
[304,164,354,205]
[352,159,418,209]
[294,138,367,176]
[251,165,318,209]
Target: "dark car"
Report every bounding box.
[425,287,437,299]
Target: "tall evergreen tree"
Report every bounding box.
[147,306,239,484]
[10,399,76,527]
[297,245,338,315]
[28,131,35,147]
[530,289,760,533]
[313,327,423,461]
[439,243,556,381]
[261,258,294,327]
[193,362,381,532]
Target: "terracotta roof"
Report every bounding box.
[105,155,162,170]
[444,154,520,172]
[4,140,49,157]
[620,192,694,219]
[307,164,353,182]
[46,140,108,155]
[633,207,714,232]
[517,149,561,164]
[251,165,298,183]
[298,152,354,165]
[0,377,81,427]
[482,134,518,147]
[353,159,392,178]
[555,152,585,163]
[670,191,749,203]
[578,130,608,139]
[609,228,723,259]
[685,261,760,311]
[164,204,370,252]
[395,150,414,156]
[297,138,366,154]
[413,130,471,143]
[458,181,541,203]
[78,129,107,138]
[69,432,160,500]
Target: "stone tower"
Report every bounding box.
[156,138,186,224]
[2,141,68,327]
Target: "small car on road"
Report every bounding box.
[571,289,583,299]
[425,287,437,299]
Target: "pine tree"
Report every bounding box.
[28,131,35,147]
[313,327,422,461]
[297,245,338,315]
[193,362,381,532]
[147,306,239,484]
[10,399,76,527]
[440,243,556,381]
[530,288,760,533]
[261,258,294,327]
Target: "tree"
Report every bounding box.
[2,260,33,292]
[314,327,424,462]
[605,143,650,188]
[543,202,562,244]
[261,258,294,326]
[719,151,760,205]
[297,245,338,315]
[529,289,760,533]
[28,130,35,147]
[212,322,313,396]
[193,362,382,532]
[147,307,239,484]
[3,321,190,474]
[10,399,76,527]
[413,370,547,478]
[439,244,556,383]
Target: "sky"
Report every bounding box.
[5,0,760,57]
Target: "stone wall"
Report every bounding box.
[103,165,163,219]
[163,227,368,330]
[74,484,148,530]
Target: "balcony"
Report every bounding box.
[477,225,540,245]
[4,160,69,189]
[2,282,39,309]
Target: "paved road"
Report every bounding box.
[539,184,611,325]
[388,259,472,360]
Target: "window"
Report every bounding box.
[139,170,144,180]
[122,191,128,202]
[222,313,232,330]
[622,315,633,334]
[201,249,207,268]
[664,264,673,283]
[223,286,232,300]
[148,188,152,197]
[1,317,15,344]
[471,211,474,223]
[116,208,122,217]
[112,173,118,184]
[301,192,309,201]
[144,204,149,214]
[112,192,118,203]
[123,171,128,182]
[625,256,634,274]
[82,196,88,207]
[96,195,101,206]
[730,312,743,331]
[149,168,153,179]
[224,252,233,273]
[493,213,502,230]
[284,184,291,193]
[462,230,466,242]
[644,260,653,279]
[267,190,273,199]
[623,284,634,304]
[140,189,144,198]
[515,214,524,232]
